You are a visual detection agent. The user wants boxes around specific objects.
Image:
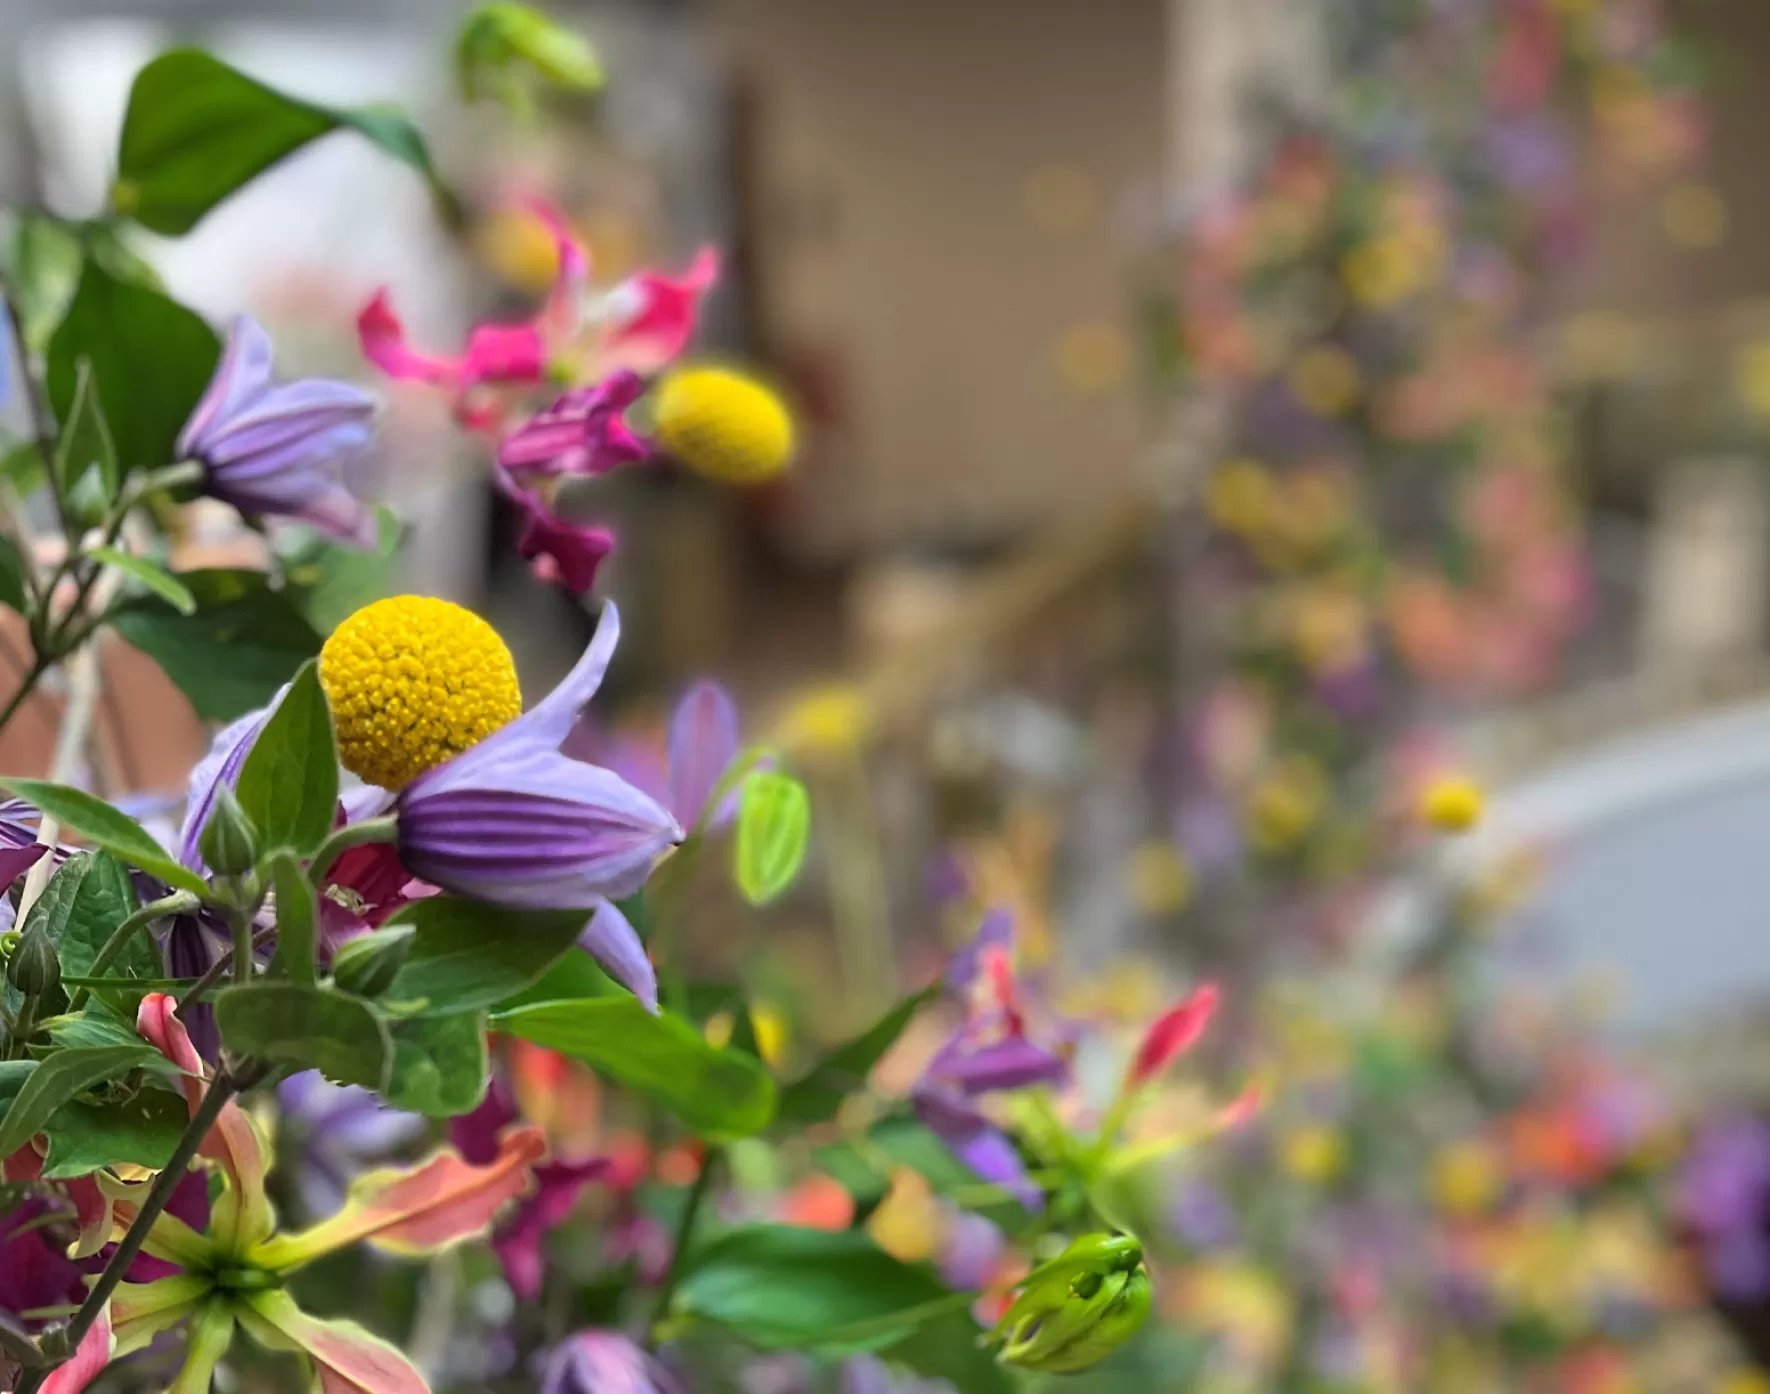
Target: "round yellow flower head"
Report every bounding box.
[1431,1141,1502,1217]
[655,366,794,485]
[319,595,523,790]
[1279,1125,1344,1185]
[1421,773,1483,833]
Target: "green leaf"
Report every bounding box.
[41,1089,187,1178]
[235,661,337,857]
[883,1311,1016,1394]
[0,443,47,498]
[383,1011,489,1116]
[45,999,178,1080]
[0,1045,157,1158]
[54,359,121,498]
[112,568,323,722]
[0,1061,37,1114]
[266,851,318,987]
[493,998,776,1139]
[46,258,218,478]
[734,772,810,906]
[383,897,589,1015]
[115,50,461,237]
[672,1226,957,1351]
[214,982,390,1090]
[0,782,206,895]
[4,213,83,354]
[776,986,937,1126]
[55,852,156,986]
[87,547,195,615]
[0,533,28,615]
[281,507,401,634]
[491,947,616,1014]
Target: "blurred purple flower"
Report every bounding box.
[178,315,376,545]
[1169,1179,1238,1251]
[540,1330,683,1394]
[276,1071,427,1220]
[1679,1115,1770,1299]
[936,1207,1005,1291]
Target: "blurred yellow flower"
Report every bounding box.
[1431,1141,1503,1217]
[655,366,796,485]
[867,1167,943,1263]
[1738,342,1770,417]
[477,205,563,292]
[751,1001,788,1067]
[1721,1370,1770,1394]
[1421,773,1483,833]
[1206,458,1278,536]
[1245,756,1328,852]
[1279,1125,1345,1185]
[1661,182,1728,250]
[1125,842,1194,915]
[776,683,870,759]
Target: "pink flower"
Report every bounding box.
[515,498,615,598]
[600,248,720,363]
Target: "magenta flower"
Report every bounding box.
[495,372,650,478]
[596,248,721,363]
[178,315,376,546]
[395,603,681,1008]
[449,1082,608,1301]
[541,1331,684,1394]
[508,486,615,598]
[359,292,548,395]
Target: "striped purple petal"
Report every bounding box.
[178,690,282,874]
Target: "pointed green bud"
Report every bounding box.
[733,771,810,906]
[330,925,415,999]
[6,922,59,998]
[989,1233,1152,1374]
[198,785,259,879]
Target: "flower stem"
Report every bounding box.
[28,1069,242,1387]
[646,1144,722,1349]
[307,815,399,887]
[0,653,47,736]
[65,892,201,1012]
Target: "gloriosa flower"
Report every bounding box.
[55,996,547,1394]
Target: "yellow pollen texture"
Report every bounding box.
[319,595,523,790]
[654,367,795,485]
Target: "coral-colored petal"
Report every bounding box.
[249,1126,546,1272]
[238,1292,429,1394]
[40,1304,113,1394]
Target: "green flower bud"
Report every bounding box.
[330,925,415,999]
[989,1233,1152,1374]
[456,3,603,109]
[6,923,60,998]
[197,785,259,879]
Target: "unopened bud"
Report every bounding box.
[989,1233,1151,1374]
[331,925,415,999]
[7,924,60,998]
[198,785,259,879]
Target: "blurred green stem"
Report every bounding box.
[646,1144,722,1348]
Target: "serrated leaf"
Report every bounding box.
[115,50,461,236]
[492,996,775,1139]
[0,1045,157,1158]
[235,662,336,857]
[0,780,206,895]
[111,568,322,722]
[41,1090,186,1178]
[214,982,390,1090]
[88,546,195,615]
[383,1011,489,1117]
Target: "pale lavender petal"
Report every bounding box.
[578,898,656,1012]
[936,1208,1005,1290]
[914,1088,1039,1211]
[178,690,283,873]
[399,747,681,908]
[668,681,739,829]
[177,315,273,457]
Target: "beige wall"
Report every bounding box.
[711,0,1166,557]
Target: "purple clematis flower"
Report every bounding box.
[496,371,650,478]
[566,678,744,837]
[395,603,682,1010]
[451,1077,610,1302]
[276,1071,427,1220]
[178,314,377,546]
[540,1330,684,1394]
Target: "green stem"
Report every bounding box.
[66,892,199,1012]
[4,991,38,1060]
[31,1070,240,1386]
[231,910,253,987]
[646,1145,722,1349]
[0,654,48,735]
[307,815,399,887]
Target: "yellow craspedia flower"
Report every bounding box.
[774,683,869,759]
[1421,773,1483,833]
[654,366,794,485]
[1431,1141,1502,1217]
[1279,1125,1344,1185]
[319,596,523,791]
[1721,1370,1770,1394]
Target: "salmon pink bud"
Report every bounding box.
[1128,983,1220,1086]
